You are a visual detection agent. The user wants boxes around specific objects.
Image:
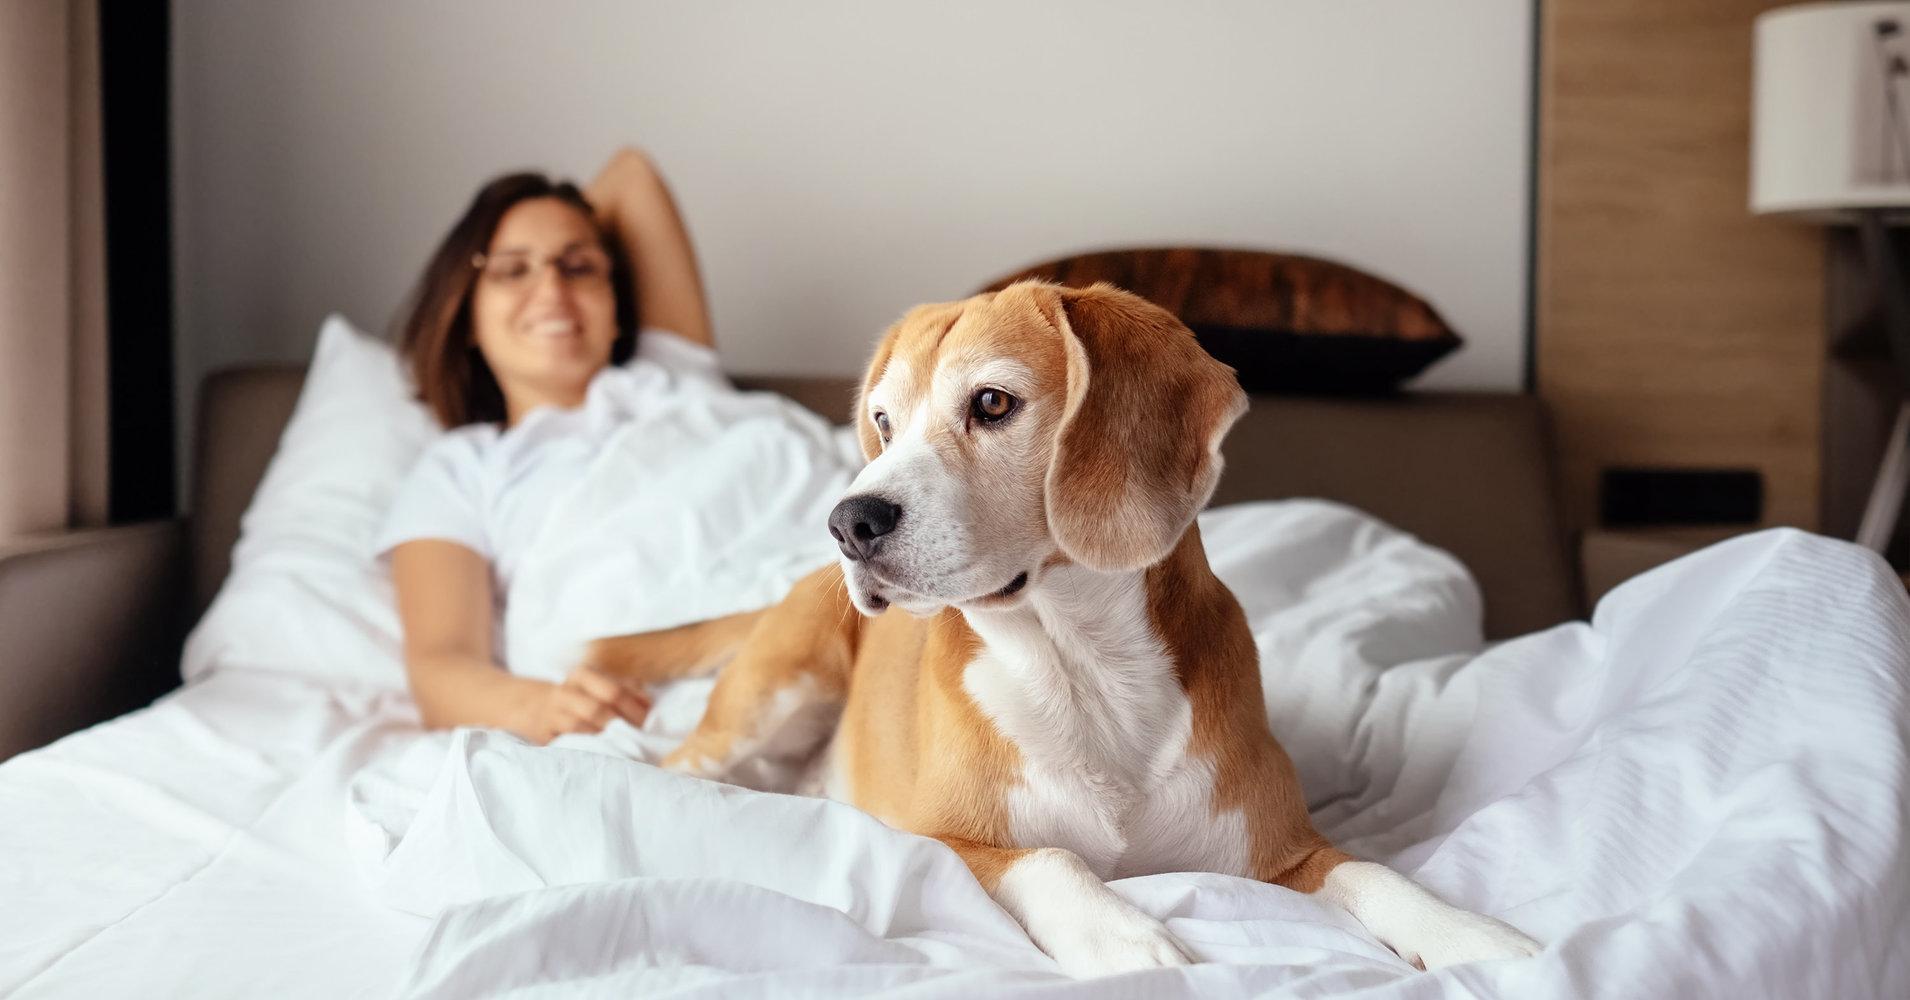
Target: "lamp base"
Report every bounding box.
[1858,403,1910,551]
[1855,211,1910,554]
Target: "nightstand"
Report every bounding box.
[1580,527,1741,609]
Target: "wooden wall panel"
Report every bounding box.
[1537,0,1827,537]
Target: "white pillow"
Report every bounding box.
[182,314,436,686]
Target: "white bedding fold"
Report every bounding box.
[502,376,861,683]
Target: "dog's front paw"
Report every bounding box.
[1040,908,1193,978]
[993,847,1195,978]
[660,745,726,781]
[1322,861,1540,972]
[1399,909,1540,970]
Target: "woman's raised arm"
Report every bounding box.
[586,147,715,350]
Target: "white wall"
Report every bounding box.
[173,0,1533,495]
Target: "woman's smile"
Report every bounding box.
[524,315,583,340]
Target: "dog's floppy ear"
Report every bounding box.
[1042,282,1247,572]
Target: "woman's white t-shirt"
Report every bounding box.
[373,327,725,591]
[377,327,857,684]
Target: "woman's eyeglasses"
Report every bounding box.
[471,248,612,290]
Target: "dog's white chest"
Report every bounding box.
[961,573,1251,881]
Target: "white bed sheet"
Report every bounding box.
[0,671,427,997]
[4,504,1908,999]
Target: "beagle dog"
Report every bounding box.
[588,281,1540,977]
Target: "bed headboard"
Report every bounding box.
[190,367,1576,640]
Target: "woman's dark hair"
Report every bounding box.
[396,172,638,427]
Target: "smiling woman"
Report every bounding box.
[381,148,719,745]
[396,175,636,428]
[468,226,618,417]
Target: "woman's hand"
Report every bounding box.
[520,664,654,745]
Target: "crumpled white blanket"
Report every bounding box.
[501,372,863,683]
[350,508,1910,999]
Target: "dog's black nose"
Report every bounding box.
[828,495,901,561]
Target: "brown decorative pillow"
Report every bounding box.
[977,248,1462,394]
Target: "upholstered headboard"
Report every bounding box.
[190,368,1575,640]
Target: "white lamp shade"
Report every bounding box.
[1752,1,1910,221]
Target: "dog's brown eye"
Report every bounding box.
[872,411,891,442]
[971,389,1017,424]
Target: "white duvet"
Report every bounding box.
[5,453,1909,995]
